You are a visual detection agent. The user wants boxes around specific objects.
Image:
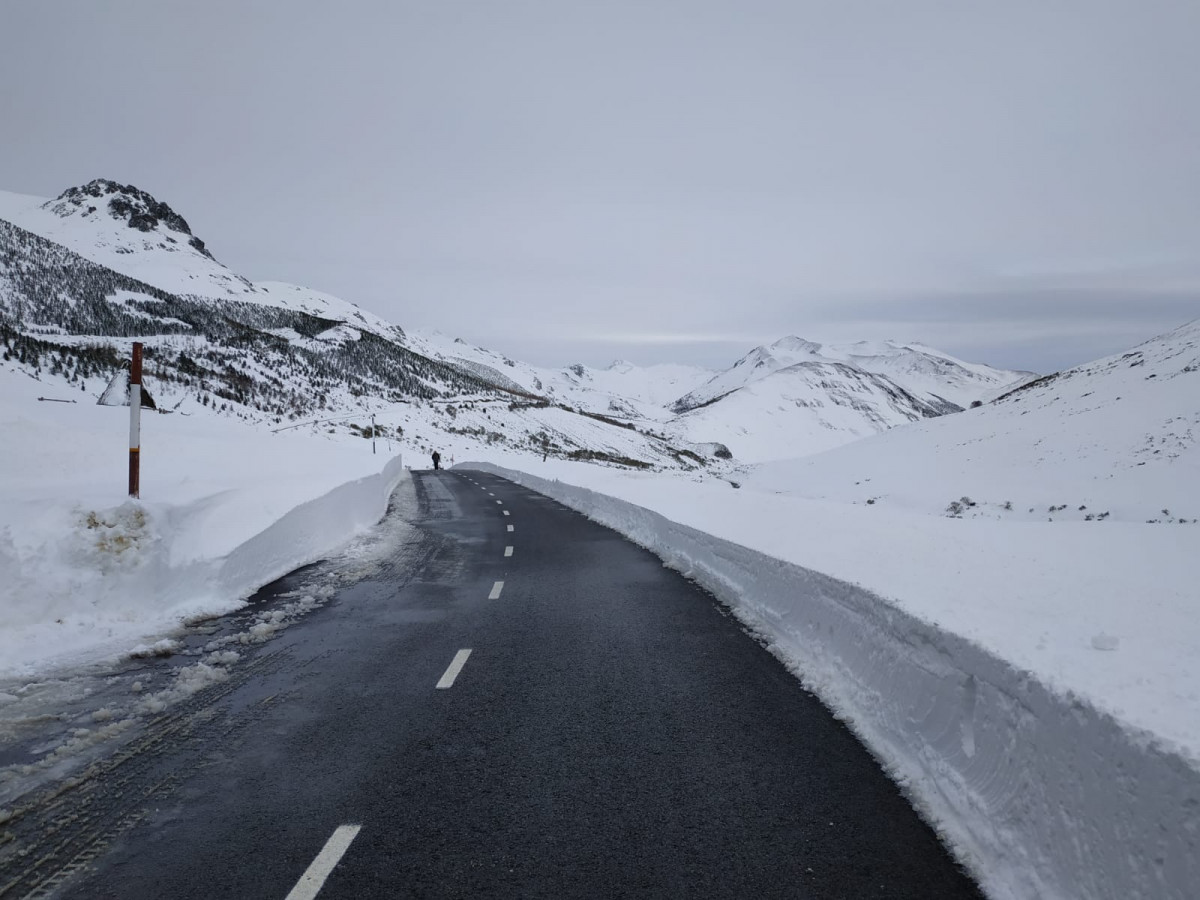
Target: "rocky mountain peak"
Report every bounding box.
[45,179,214,260]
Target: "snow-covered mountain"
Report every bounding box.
[0,181,408,346]
[0,180,716,472]
[654,335,1029,462]
[562,359,715,409]
[1,178,1044,469]
[0,181,257,301]
[405,328,712,421]
[672,335,1029,413]
[747,317,1200,523]
[665,359,963,463]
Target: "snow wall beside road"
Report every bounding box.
[218,453,407,600]
[468,463,1198,900]
[0,452,406,677]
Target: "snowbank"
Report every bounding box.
[0,369,404,676]
[468,462,1200,900]
[217,454,406,599]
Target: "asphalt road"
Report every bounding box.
[1,469,983,899]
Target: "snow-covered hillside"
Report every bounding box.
[651,335,1032,462]
[0,182,720,474]
[406,328,712,420]
[0,182,257,301]
[747,317,1200,523]
[665,360,964,463]
[559,359,715,410]
[0,180,706,425]
[0,182,408,347]
[673,335,1028,413]
[2,179,1039,469]
[407,328,1032,465]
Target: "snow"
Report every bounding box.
[252,281,405,343]
[0,365,404,677]
[0,189,406,346]
[653,335,1034,462]
[4,180,1022,466]
[0,188,256,301]
[665,361,943,463]
[748,317,1200,525]
[565,358,718,408]
[405,326,715,420]
[674,335,1028,413]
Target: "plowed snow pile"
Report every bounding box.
[0,367,403,675]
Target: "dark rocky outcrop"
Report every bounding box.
[47,180,216,260]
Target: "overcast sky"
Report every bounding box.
[3,1,1199,373]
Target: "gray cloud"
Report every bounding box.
[2,1,1198,374]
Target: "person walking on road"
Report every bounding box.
[432,450,441,471]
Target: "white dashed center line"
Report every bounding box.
[495,500,502,505]
[504,546,513,557]
[507,524,514,532]
[436,649,473,689]
[488,580,504,599]
[285,824,362,900]
[502,510,510,516]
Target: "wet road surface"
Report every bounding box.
[0,470,983,899]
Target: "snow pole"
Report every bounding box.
[129,342,142,498]
[371,413,377,455]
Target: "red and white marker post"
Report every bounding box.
[128,342,142,498]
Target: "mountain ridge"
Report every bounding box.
[673,334,1030,414]
[0,187,714,472]
[745,314,1200,522]
[0,178,1052,468]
